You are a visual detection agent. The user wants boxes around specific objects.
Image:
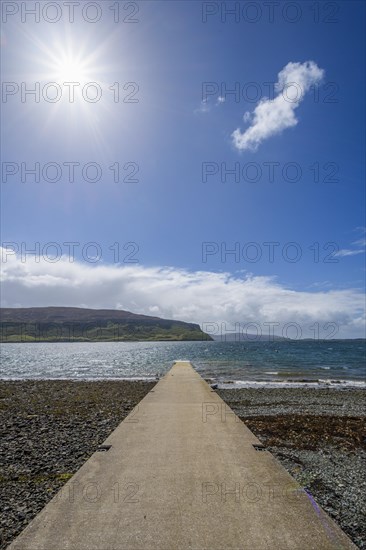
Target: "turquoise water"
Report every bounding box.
[0,340,365,388]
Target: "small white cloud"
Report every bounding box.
[352,238,366,247]
[195,95,226,114]
[194,99,210,114]
[335,231,366,257]
[334,249,364,257]
[308,281,333,289]
[243,111,251,123]
[232,61,324,152]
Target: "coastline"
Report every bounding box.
[0,380,364,549]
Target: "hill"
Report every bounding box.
[0,307,212,342]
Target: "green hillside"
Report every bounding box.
[0,307,212,342]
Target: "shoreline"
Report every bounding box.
[1,375,365,390]
[0,381,365,549]
[215,379,366,389]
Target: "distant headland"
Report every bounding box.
[0,307,213,342]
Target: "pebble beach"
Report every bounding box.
[0,380,365,549]
[218,386,366,549]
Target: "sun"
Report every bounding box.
[19,29,121,143]
[53,55,89,84]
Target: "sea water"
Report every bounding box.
[0,340,365,388]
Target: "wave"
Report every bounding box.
[216,379,366,389]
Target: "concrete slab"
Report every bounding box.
[7,361,355,549]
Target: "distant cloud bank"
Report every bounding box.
[1,248,364,338]
[232,61,324,151]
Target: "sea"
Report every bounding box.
[0,340,365,389]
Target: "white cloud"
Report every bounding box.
[334,249,364,258]
[232,61,324,151]
[195,99,210,114]
[195,95,225,114]
[1,249,365,338]
[243,111,251,123]
[352,238,366,248]
[335,231,366,257]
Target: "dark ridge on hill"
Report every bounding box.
[0,307,163,323]
[0,307,212,342]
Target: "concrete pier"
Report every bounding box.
[8,361,355,549]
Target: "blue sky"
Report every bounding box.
[1,1,365,337]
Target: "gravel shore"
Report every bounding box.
[0,380,155,550]
[218,387,366,549]
[0,381,365,549]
